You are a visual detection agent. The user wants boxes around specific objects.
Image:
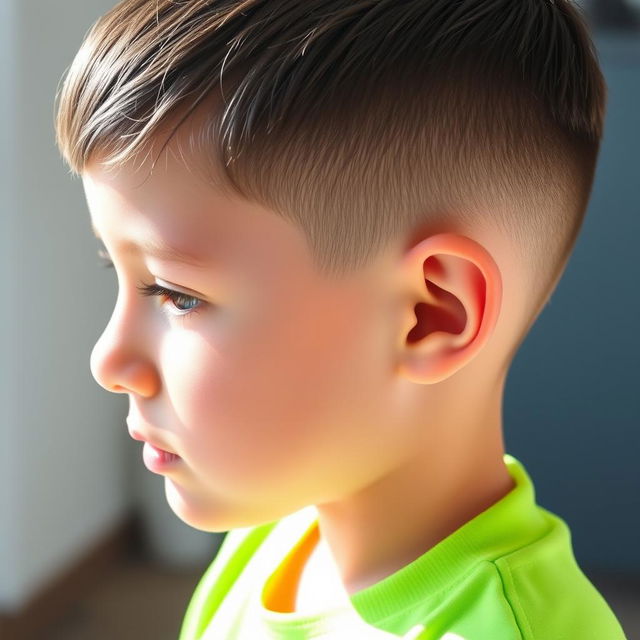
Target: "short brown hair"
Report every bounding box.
[55,0,606,352]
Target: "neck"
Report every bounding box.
[313,393,514,595]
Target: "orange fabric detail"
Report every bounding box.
[262,520,320,613]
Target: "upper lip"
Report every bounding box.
[126,417,178,455]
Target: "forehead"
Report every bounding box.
[81,91,322,286]
[81,132,316,289]
[82,148,228,266]
[83,93,234,243]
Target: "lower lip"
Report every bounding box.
[142,442,181,473]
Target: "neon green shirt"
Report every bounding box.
[178,455,626,639]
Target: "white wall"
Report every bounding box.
[0,0,129,612]
[0,0,20,611]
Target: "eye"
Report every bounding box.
[136,282,205,317]
[97,248,205,318]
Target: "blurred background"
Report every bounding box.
[0,1,638,639]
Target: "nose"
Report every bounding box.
[89,305,160,397]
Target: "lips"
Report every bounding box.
[126,417,178,456]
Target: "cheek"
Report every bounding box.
[163,290,388,501]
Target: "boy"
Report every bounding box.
[54,0,627,638]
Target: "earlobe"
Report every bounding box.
[396,233,502,384]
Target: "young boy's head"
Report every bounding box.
[54,0,606,539]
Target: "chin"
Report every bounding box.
[163,480,279,533]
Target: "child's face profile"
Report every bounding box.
[83,130,412,533]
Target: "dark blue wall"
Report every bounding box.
[504,34,640,574]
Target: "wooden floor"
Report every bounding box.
[41,556,640,639]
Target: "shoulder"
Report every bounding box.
[493,509,627,640]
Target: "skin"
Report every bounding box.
[83,109,530,609]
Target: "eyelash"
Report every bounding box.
[97,249,205,318]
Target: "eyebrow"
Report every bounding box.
[91,222,210,268]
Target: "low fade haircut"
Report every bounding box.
[55,0,607,362]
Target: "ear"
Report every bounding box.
[396,232,502,384]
